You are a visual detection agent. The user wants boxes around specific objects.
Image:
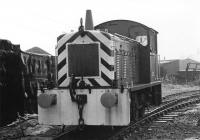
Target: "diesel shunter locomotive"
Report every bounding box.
[38,10,162,126]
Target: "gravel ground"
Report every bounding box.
[140,104,200,140]
[162,83,200,97]
[0,114,62,139]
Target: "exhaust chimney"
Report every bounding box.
[85,10,94,30]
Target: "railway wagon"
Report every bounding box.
[38,10,162,126]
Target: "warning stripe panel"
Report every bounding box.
[57,30,115,87]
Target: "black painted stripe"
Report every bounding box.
[85,31,96,41]
[101,58,114,71]
[58,32,80,55]
[101,32,111,40]
[57,58,66,71]
[67,32,80,43]
[101,43,114,56]
[101,72,113,86]
[88,78,101,87]
[58,45,66,56]
[85,31,114,56]
[58,76,80,87]
[57,34,65,42]
[58,74,67,86]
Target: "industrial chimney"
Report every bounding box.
[85,10,94,30]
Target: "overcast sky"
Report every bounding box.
[0,0,199,61]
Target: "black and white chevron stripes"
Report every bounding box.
[56,30,115,87]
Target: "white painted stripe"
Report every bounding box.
[56,33,74,49]
[101,64,114,79]
[100,49,115,65]
[65,79,70,87]
[95,78,110,86]
[58,50,66,64]
[71,35,94,44]
[84,79,92,86]
[58,66,67,79]
[59,79,68,87]
[91,31,112,49]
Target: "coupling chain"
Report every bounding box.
[78,103,84,128]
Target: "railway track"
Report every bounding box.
[107,90,200,140]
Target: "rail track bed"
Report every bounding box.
[133,103,200,139]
